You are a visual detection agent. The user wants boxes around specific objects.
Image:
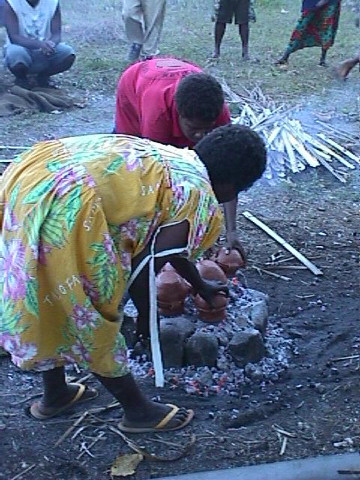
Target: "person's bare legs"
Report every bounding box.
[335,54,360,80]
[319,47,328,67]
[37,366,189,428]
[213,21,226,58]
[239,22,249,60]
[95,373,190,428]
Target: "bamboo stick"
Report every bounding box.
[243,211,323,276]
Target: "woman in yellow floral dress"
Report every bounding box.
[0,125,266,432]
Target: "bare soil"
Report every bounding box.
[1,1,360,478]
[1,145,359,479]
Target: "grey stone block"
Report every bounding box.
[228,329,265,367]
[160,317,195,368]
[250,300,269,336]
[185,332,219,367]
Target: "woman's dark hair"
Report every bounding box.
[175,73,225,122]
[195,124,267,192]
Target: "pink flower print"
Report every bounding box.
[194,223,206,249]
[0,333,37,362]
[4,206,19,232]
[0,238,28,301]
[121,252,131,273]
[121,219,138,241]
[71,304,98,329]
[85,174,96,188]
[114,347,128,366]
[54,164,86,197]
[80,275,99,302]
[71,341,91,363]
[123,149,143,171]
[38,241,52,265]
[103,233,117,264]
[33,358,58,371]
[172,184,184,203]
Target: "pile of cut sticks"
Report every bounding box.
[224,84,360,183]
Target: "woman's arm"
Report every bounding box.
[129,221,227,338]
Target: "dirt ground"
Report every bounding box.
[1,1,360,479]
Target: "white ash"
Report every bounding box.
[125,284,294,396]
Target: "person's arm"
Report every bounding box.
[129,221,227,338]
[49,4,61,45]
[4,1,54,52]
[223,198,247,264]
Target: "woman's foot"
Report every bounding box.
[119,401,194,433]
[334,58,359,80]
[275,56,288,66]
[30,383,98,419]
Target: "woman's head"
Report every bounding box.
[194,124,267,203]
[175,73,225,143]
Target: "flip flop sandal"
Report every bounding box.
[29,383,98,420]
[117,403,194,433]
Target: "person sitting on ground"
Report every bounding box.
[0,126,266,432]
[122,0,166,62]
[115,56,245,257]
[212,0,251,60]
[276,0,341,67]
[3,0,75,89]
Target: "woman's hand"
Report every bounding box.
[225,230,247,266]
[196,278,229,308]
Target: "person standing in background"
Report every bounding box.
[212,0,251,60]
[122,0,166,62]
[276,0,341,67]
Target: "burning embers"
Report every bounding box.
[125,256,293,396]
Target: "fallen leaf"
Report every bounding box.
[111,453,143,477]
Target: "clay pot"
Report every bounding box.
[156,264,190,316]
[194,293,228,323]
[214,247,245,277]
[196,259,227,283]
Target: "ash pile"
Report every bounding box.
[224,84,360,184]
[125,262,293,397]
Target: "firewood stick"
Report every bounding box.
[243,211,323,276]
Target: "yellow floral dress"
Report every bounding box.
[0,134,222,377]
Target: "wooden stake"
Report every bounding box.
[10,464,36,480]
[243,211,323,276]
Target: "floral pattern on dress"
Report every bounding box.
[0,134,221,377]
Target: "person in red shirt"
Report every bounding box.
[115,57,246,258]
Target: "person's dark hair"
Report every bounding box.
[195,124,267,192]
[175,73,225,121]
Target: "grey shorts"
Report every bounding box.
[4,42,75,74]
[216,0,250,25]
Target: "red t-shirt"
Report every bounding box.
[115,57,231,148]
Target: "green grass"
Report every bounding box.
[56,0,360,101]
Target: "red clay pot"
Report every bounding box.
[194,293,228,323]
[214,247,245,277]
[196,259,227,283]
[156,265,190,316]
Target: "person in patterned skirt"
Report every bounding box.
[0,126,266,432]
[276,0,341,66]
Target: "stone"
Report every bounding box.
[246,289,269,304]
[233,313,249,328]
[250,300,269,336]
[185,332,219,367]
[228,329,266,367]
[244,364,264,382]
[160,317,195,368]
